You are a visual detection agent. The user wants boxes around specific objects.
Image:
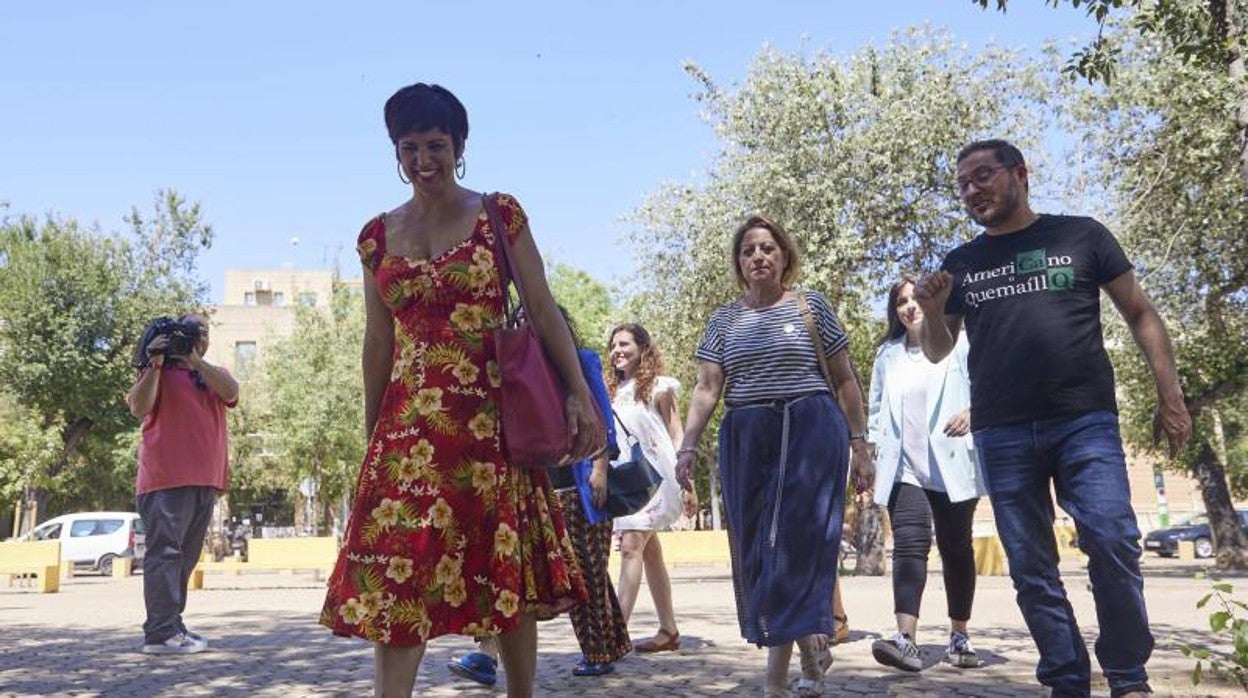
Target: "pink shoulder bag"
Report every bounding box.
[483,193,572,468]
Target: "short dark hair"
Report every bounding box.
[383,83,469,156]
[956,139,1026,169]
[730,214,801,290]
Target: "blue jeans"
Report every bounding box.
[974,411,1151,697]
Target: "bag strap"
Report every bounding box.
[482,193,528,323]
[610,408,639,443]
[796,290,835,392]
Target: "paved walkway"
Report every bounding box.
[0,557,1238,696]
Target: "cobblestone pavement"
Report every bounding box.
[0,557,1238,697]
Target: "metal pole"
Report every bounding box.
[708,453,722,531]
[1153,465,1170,529]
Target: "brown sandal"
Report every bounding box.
[633,628,680,653]
[833,614,849,645]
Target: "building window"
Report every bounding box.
[235,341,257,379]
[244,292,257,306]
[297,292,318,307]
[273,292,286,307]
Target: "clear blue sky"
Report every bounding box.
[1,1,1095,303]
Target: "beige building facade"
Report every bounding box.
[205,268,361,380]
[203,268,361,534]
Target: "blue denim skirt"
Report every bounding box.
[718,392,848,646]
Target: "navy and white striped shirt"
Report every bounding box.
[695,290,849,405]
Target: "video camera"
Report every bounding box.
[149,317,202,357]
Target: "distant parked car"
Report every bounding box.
[11,512,145,575]
[1143,510,1248,559]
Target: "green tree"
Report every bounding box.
[982,0,1248,568]
[1054,19,1248,568]
[222,385,287,518]
[547,262,616,348]
[628,28,1050,570]
[0,396,61,510]
[257,281,365,534]
[0,191,211,525]
[976,0,1246,188]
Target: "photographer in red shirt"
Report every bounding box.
[126,313,238,655]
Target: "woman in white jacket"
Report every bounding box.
[867,277,986,673]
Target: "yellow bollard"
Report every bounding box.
[112,557,132,578]
[654,530,731,566]
[39,565,60,593]
[1177,540,1196,561]
[972,534,1006,575]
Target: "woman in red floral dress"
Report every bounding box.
[320,83,602,698]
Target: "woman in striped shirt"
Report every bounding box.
[675,215,873,698]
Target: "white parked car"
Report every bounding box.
[17,512,145,576]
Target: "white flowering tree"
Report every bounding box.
[627,28,1051,572]
[1048,5,1248,568]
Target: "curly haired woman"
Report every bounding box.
[606,323,688,654]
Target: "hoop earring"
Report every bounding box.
[455,157,466,180]
[397,161,411,185]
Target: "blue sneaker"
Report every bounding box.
[572,657,615,677]
[447,651,498,686]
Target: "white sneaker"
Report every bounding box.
[141,633,206,655]
[182,630,209,650]
[946,632,979,668]
[871,632,922,672]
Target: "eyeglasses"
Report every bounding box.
[955,165,1007,194]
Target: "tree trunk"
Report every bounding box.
[336,495,350,538]
[52,417,92,477]
[1191,437,1248,570]
[853,500,887,576]
[17,486,46,535]
[1224,0,1248,186]
[708,454,723,531]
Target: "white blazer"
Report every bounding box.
[866,332,985,506]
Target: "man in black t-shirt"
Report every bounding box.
[914,140,1191,698]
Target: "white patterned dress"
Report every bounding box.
[612,376,683,532]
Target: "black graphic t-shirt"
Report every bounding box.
[941,214,1133,428]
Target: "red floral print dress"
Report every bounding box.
[320,193,586,645]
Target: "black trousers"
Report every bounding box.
[137,485,217,644]
[886,481,978,622]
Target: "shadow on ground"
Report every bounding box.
[0,576,1236,698]
[1,614,1225,698]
